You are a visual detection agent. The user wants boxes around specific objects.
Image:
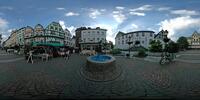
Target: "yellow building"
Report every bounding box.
[4,30,18,47]
[187,31,200,49]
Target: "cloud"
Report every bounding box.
[130,5,152,12]
[159,16,200,40]
[171,9,199,16]
[100,9,106,12]
[131,24,138,29]
[0,6,13,10]
[88,8,102,19]
[59,20,66,29]
[113,13,126,23]
[59,20,76,35]
[0,18,8,29]
[129,12,145,16]
[0,18,9,41]
[158,7,171,11]
[56,7,65,10]
[120,23,139,32]
[66,26,76,36]
[65,12,79,16]
[116,6,125,10]
[112,7,126,23]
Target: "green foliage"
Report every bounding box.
[110,48,121,55]
[167,41,179,53]
[137,48,147,57]
[130,45,148,51]
[149,40,163,52]
[177,36,189,50]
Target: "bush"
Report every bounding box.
[149,40,162,52]
[110,49,121,55]
[137,48,147,57]
[168,41,179,53]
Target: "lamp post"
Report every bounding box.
[127,36,133,58]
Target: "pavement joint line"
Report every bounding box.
[0,57,24,63]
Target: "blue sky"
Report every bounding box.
[0,0,200,43]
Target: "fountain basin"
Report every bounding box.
[81,55,121,81]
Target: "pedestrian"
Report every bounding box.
[73,49,75,54]
[27,50,34,64]
[64,49,70,60]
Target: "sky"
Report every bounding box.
[0,0,200,44]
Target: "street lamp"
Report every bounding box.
[127,36,133,58]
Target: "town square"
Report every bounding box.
[0,0,200,99]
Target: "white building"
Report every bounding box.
[71,36,76,48]
[187,31,200,49]
[115,31,155,49]
[80,27,107,51]
[64,29,73,47]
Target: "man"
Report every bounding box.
[27,50,34,64]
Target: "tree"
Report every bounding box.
[177,36,189,50]
[167,41,179,53]
[149,40,162,52]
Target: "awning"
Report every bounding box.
[32,42,64,47]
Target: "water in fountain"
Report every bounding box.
[90,54,111,62]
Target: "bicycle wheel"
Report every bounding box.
[159,58,166,65]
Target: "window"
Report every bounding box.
[142,33,145,37]
[97,31,99,33]
[50,26,54,30]
[88,31,90,33]
[97,38,99,41]
[150,33,153,37]
[136,33,139,37]
[142,41,144,44]
[122,40,124,44]
[55,27,58,31]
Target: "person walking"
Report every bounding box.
[73,49,75,54]
[27,50,34,64]
[64,49,70,60]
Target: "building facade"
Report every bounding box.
[16,27,26,46]
[4,22,73,48]
[154,30,169,49]
[75,27,87,49]
[64,29,73,47]
[187,31,200,49]
[4,30,18,47]
[79,27,107,51]
[115,31,155,49]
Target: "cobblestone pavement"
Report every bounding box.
[0,52,199,99]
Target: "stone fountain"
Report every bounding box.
[81,41,121,81]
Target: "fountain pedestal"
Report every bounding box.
[81,55,121,81]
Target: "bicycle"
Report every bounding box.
[159,52,172,65]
